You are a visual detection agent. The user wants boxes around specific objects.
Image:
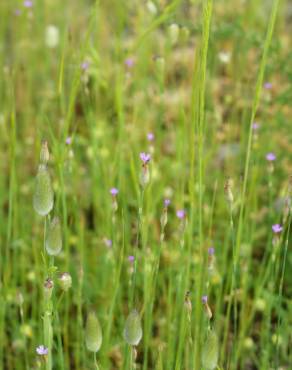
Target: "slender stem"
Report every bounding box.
[94,352,100,370]
[130,188,145,307]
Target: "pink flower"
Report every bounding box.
[266,152,276,161]
[176,210,185,219]
[272,224,283,234]
[36,345,48,356]
[140,152,151,164]
[110,188,119,196]
[128,255,135,263]
[147,132,154,141]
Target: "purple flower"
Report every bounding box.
[264,82,272,90]
[252,122,260,130]
[147,132,154,141]
[125,58,135,68]
[140,152,151,164]
[208,247,215,255]
[14,9,22,16]
[81,61,90,71]
[110,187,119,196]
[266,152,276,161]
[36,345,48,356]
[164,199,171,207]
[128,255,135,263]
[272,224,283,234]
[104,238,112,248]
[23,0,33,7]
[202,295,208,304]
[65,137,72,145]
[176,209,185,219]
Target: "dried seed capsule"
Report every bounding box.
[33,165,54,216]
[58,273,72,292]
[45,217,62,256]
[85,312,102,353]
[123,309,142,346]
[202,330,219,370]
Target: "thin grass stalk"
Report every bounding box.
[234,0,280,282]
[275,212,291,367]
[193,1,213,369]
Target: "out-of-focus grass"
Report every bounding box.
[0,0,291,369]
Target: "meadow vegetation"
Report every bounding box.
[0,0,291,369]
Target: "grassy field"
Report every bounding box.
[0,0,291,369]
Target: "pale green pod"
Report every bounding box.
[33,165,54,216]
[85,312,102,352]
[58,272,72,292]
[45,217,62,256]
[202,330,219,370]
[168,23,179,45]
[123,309,142,346]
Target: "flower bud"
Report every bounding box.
[45,217,62,256]
[202,330,219,370]
[180,26,190,44]
[146,1,157,15]
[140,165,150,188]
[168,23,179,45]
[40,140,50,165]
[155,56,165,76]
[33,165,54,216]
[44,278,54,300]
[85,312,102,353]
[224,178,234,206]
[160,209,168,229]
[58,273,72,292]
[123,309,142,346]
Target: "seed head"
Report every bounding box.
[85,312,102,353]
[168,23,180,45]
[123,309,142,346]
[59,273,72,292]
[33,165,54,216]
[45,217,62,256]
[201,330,219,370]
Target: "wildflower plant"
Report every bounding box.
[1,0,290,369]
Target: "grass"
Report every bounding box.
[0,0,291,369]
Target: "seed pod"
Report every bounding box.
[168,23,179,45]
[33,165,54,216]
[123,309,142,346]
[45,217,62,256]
[202,330,219,370]
[85,312,102,352]
[58,273,72,292]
